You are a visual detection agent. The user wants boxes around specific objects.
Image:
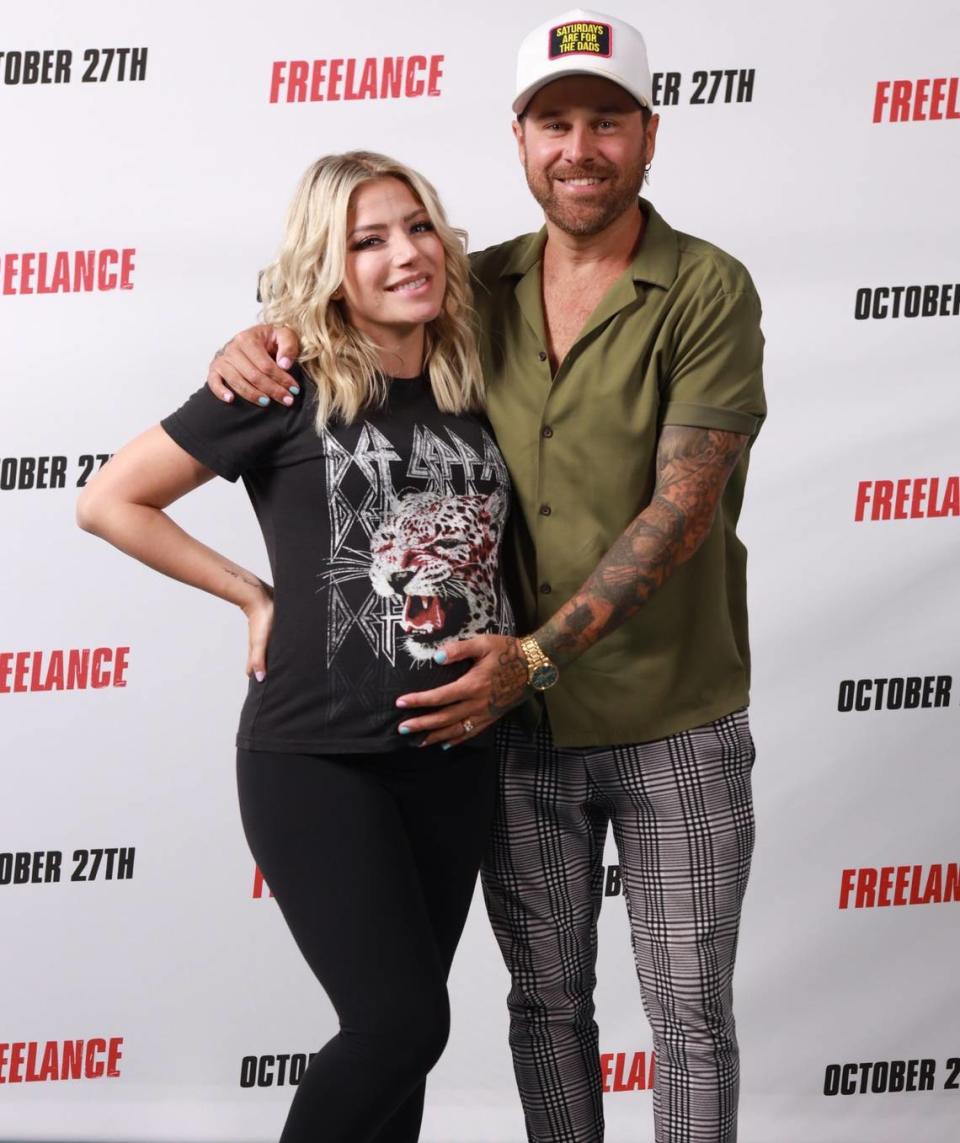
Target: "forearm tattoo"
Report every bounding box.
[536,426,749,666]
[222,566,263,591]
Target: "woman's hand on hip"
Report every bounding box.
[243,587,275,682]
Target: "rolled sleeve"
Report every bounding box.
[661,283,766,438]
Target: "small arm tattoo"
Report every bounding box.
[222,566,262,590]
[536,426,749,665]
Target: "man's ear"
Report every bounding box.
[644,113,660,166]
[512,117,526,164]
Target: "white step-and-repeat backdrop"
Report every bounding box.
[3,1,958,1140]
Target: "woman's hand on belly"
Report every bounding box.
[394,634,529,747]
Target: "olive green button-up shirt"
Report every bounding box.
[470,198,766,747]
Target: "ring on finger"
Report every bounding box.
[462,718,476,735]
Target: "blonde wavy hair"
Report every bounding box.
[258,151,484,429]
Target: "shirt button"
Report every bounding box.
[541,425,554,439]
[540,582,552,594]
[539,504,552,516]
[538,350,548,362]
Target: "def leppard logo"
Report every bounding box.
[317,422,510,667]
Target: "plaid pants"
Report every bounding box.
[481,709,756,1143]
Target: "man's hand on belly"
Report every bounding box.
[394,634,528,748]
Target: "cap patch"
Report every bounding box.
[548,21,612,59]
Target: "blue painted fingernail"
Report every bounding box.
[257,396,269,407]
[289,385,300,396]
[433,650,447,664]
[442,742,452,751]
[398,725,411,735]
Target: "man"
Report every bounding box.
[207,11,764,1141]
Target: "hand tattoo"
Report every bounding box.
[536,426,749,665]
[488,636,529,717]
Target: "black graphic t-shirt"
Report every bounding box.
[161,369,514,753]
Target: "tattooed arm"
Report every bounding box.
[535,425,749,665]
[394,424,749,746]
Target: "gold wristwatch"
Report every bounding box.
[519,635,560,691]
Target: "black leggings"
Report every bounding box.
[236,740,497,1143]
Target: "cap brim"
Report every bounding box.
[513,69,651,116]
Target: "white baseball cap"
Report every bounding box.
[513,8,653,116]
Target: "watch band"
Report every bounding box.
[519,635,560,691]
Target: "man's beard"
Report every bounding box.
[524,154,647,237]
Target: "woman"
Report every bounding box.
[77,152,513,1142]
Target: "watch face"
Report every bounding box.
[531,663,560,691]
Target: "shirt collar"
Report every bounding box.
[497,197,679,291]
[497,229,545,278]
